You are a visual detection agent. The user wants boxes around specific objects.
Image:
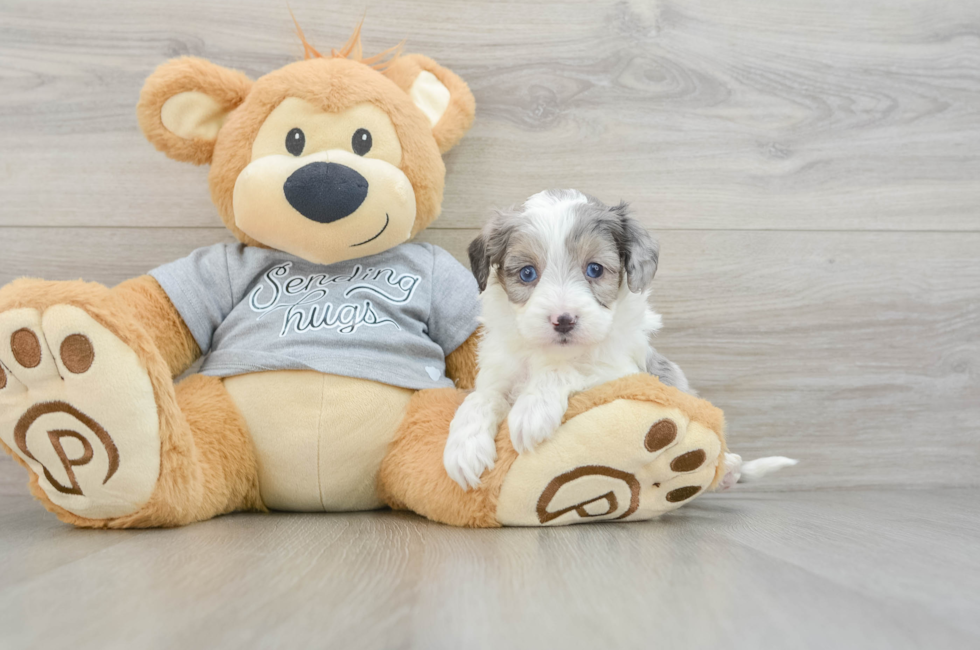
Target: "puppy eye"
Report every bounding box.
[519,266,538,283]
[586,263,604,279]
[352,128,373,156]
[286,128,305,156]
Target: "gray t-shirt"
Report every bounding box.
[149,242,480,390]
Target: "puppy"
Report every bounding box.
[443,189,689,490]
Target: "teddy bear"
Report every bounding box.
[0,25,727,528]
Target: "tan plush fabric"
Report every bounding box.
[409,71,451,126]
[137,57,253,165]
[0,279,263,528]
[160,91,229,141]
[378,374,726,528]
[444,328,481,390]
[496,402,723,525]
[138,53,476,248]
[0,305,161,519]
[562,374,728,490]
[378,387,519,528]
[224,370,413,512]
[111,275,200,377]
[383,54,477,154]
[209,57,446,244]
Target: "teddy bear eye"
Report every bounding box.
[352,128,372,156]
[286,128,305,156]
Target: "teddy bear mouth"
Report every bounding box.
[351,213,390,247]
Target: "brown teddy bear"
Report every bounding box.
[0,25,726,528]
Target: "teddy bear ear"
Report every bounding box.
[383,54,476,154]
[137,57,253,165]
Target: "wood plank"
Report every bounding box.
[1,226,977,491]
[0,489,978,649]
[0,461,22,497]
[0,495,144,588]
[1,0,979,230]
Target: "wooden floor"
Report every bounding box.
[0,489,977,649]
[0,0,978,648]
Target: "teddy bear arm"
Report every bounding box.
[110,275,201,377]
[445,328,480,390]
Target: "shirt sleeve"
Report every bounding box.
[427,244,481,356]
[148,243,240,354]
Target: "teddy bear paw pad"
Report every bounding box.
[0,306,160,519]
[496,400,721,526]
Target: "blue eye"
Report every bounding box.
[519,266,538,283]
[586,263,604,278]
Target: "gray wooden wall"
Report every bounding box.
[1,0,978,496]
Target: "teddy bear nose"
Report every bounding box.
[283,162,369,224]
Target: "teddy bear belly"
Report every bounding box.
[222,370,415,512]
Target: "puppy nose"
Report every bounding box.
[283,162,369,224]
[552,313,577,334]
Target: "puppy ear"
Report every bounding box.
[468,207,521,291]
[137,57,252,165]
[383,54,476,154]
[468,230,492,292]
[612,202,660,292]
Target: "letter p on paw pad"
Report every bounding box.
[0,305,161,520]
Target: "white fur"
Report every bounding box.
[719,453,799,490]
[444,191,663,490]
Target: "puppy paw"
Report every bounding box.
[508,394,564,453]
[444,410,498,490]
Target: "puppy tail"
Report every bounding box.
[718,453,798,490]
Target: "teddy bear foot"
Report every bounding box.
[380,374,726,528]
[495,375,725,526]
[0,301,162,521]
